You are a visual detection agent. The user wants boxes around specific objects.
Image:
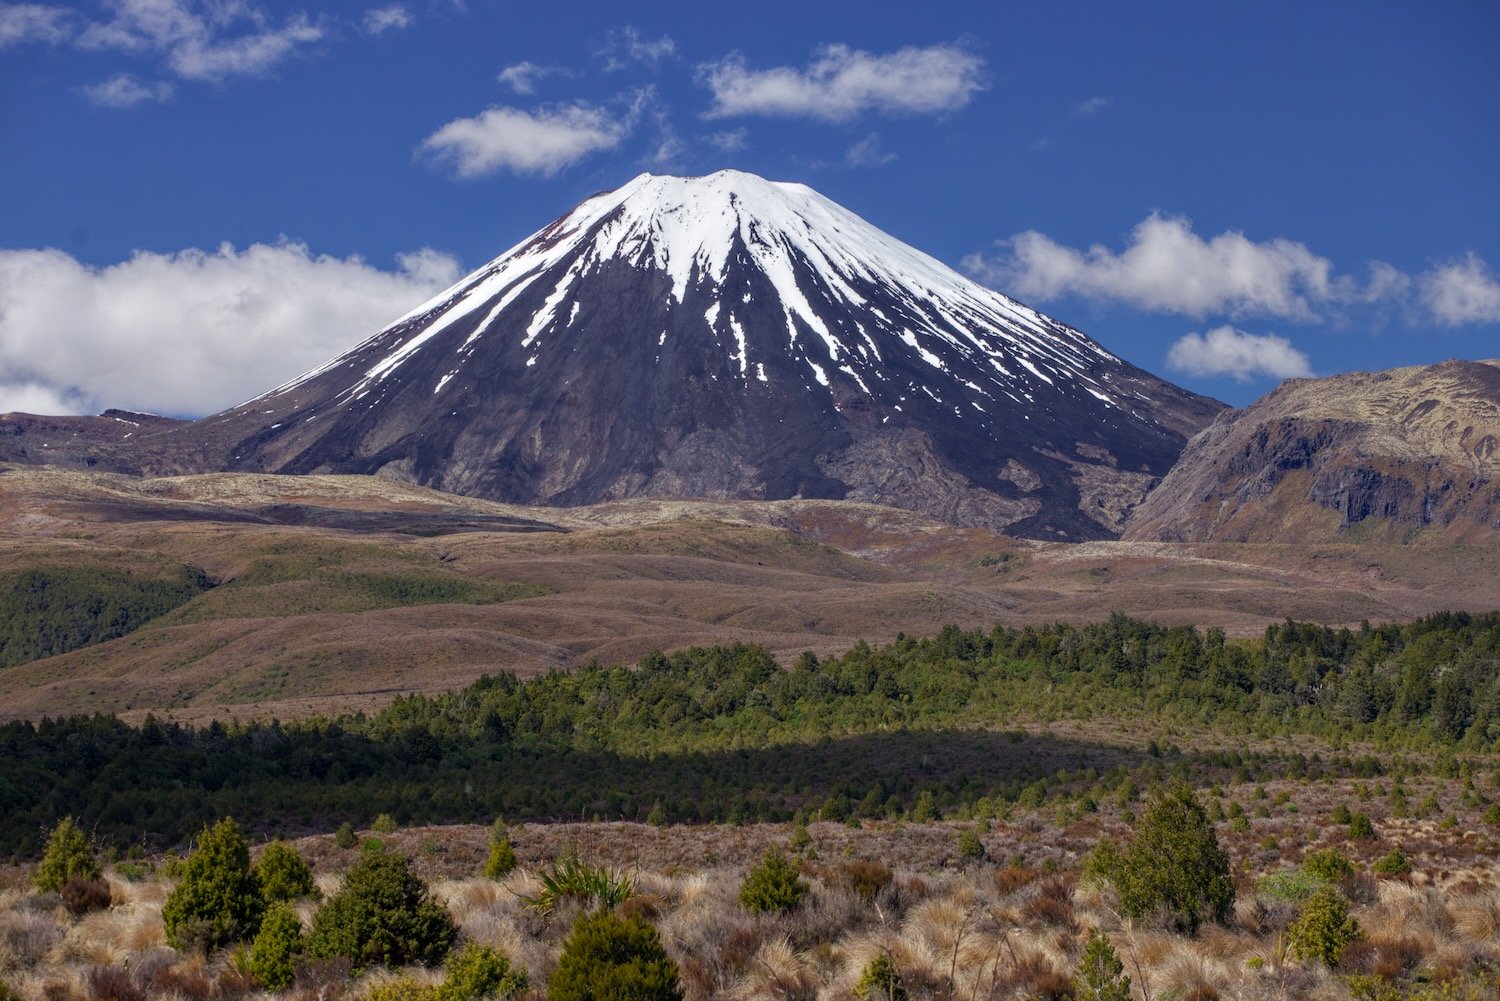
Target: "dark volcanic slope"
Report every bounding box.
[1125,359,1500,543]
[22,171,1223,540]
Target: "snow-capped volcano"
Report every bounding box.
[201,170,1222,539]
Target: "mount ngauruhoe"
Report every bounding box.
[8,171,1222,540]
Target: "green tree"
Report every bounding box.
[306,846,456,971]
[1074,931,1131,1001]
[247,903,304,990]
[484,821,517,880]
[1087,784,1234,933]
[738,848,808,914]
[548,910,682,1001]
[254,840,317,902]
[1287,887,1360,966]
[162,818,266,952]
[34,816,101,892]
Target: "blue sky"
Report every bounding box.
[1,0,1496,416]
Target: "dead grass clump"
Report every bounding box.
[59,881,112,919]
[616,892,667,923]
[1021,876,1077,931]
[1338,934,1424,980]
[0,910,63,970]
[1450,888,1500,943]
[726,936,818,1001]
[991,944,1073,1000]
[829,860,893,903]
[83,964,143,1001]
[993,866,1038,897]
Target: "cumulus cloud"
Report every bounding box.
[843,133,896,169]
[1167,326,1313,382]
[964,213,1349,321]
[76,0,323,82]
[497,60,568,95]
[79,73,174,108]
[362,4,411,34]
[1421,253,1500,325]
[0,3,73,46]
[0,242,463,417]
[701,42,985,121]
[420,101,634,178]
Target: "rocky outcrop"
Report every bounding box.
[1124,359,1500,543]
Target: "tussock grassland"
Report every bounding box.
[2,783,1497,1001]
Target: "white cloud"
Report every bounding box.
[843,133,895,169]
[0,3,73,46]
[964,213,1349,321]
[707,128,748,154]
[1421,253,1500,325]
[596,26,674,71]
[79,73,174,107]
[362,4,411,34]
[701,43,985,121]
[1166,326,1313,382]
[497,60,568,95]
[420,102,633,178]
[0,242,463,417]
[76,0,323,82]
[1074,95,1110,117]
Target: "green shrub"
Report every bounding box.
[522,852,633,916]
[371,814,399,834]
[1074,931,1131,1001]
[364,977,436,1001]
[1086,784,1233,934]
[34,816,101,892]
[162,818,266,952]
[255,840,317,902]
[956,828,985,863]
[738,849,808,914]
[435,943,527,1001]
[484,837,517,881]
[548,910,681,1001]
[1372,849,1412,877]
[788,823,812,853]
[334,822,357,849]
[1287,886,1360,966]
[853,952,906,1001]
[1482,803,1500,826]
[307,847,456,971]
[1255,868,1325,903]
[1348,812,1377,840]
[247,903,304,989]
[1331,804,1352,825]
[1302,848,1355,883]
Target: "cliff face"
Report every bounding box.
[1123,359,1500,543]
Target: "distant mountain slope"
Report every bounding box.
[1124,359,1500,543]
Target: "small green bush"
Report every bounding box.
[1331,804,1352,825]
[1074,931,1131,1001]
[371,814,399,834]
[1348,812,1377,840]
[364,977,435,1001]
[548,910,681,1001]
[854,952,906,1001]
[435,942,528,1001]
[162,818,266,953]
[34,816,101,892]
[484,837,517,881]
[738,848,808,914]
[1287,886,1360,966]
[1482,803,1500,826]
[1086,784,1233,934]
[956,828,985,863]
[1302,848,1355,883]
[307,847,456,971]
[247,903,304,990]
[1255,868,1325,903]
[255,840,317,903]
[334,822,357,849]
[1372,849,1412,877]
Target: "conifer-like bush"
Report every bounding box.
[853,953,906,1001]
[435,943,528,1001]
[1086,784,1233,933]
[548,911,682,1001]
[1372,848,1412,877]
[247,903,304,990]
[484,822,517,880]
[956,827,986,863]
[1074,931,1131,1001]
[1301,848,1355,883]
[254,840,317,902]
[307,845,456,971]
[34,816,101,892]
[1287,886,1361,966]
[162,818,266,952]
[738,848,808,914]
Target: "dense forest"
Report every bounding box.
[2,612,1497,856]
